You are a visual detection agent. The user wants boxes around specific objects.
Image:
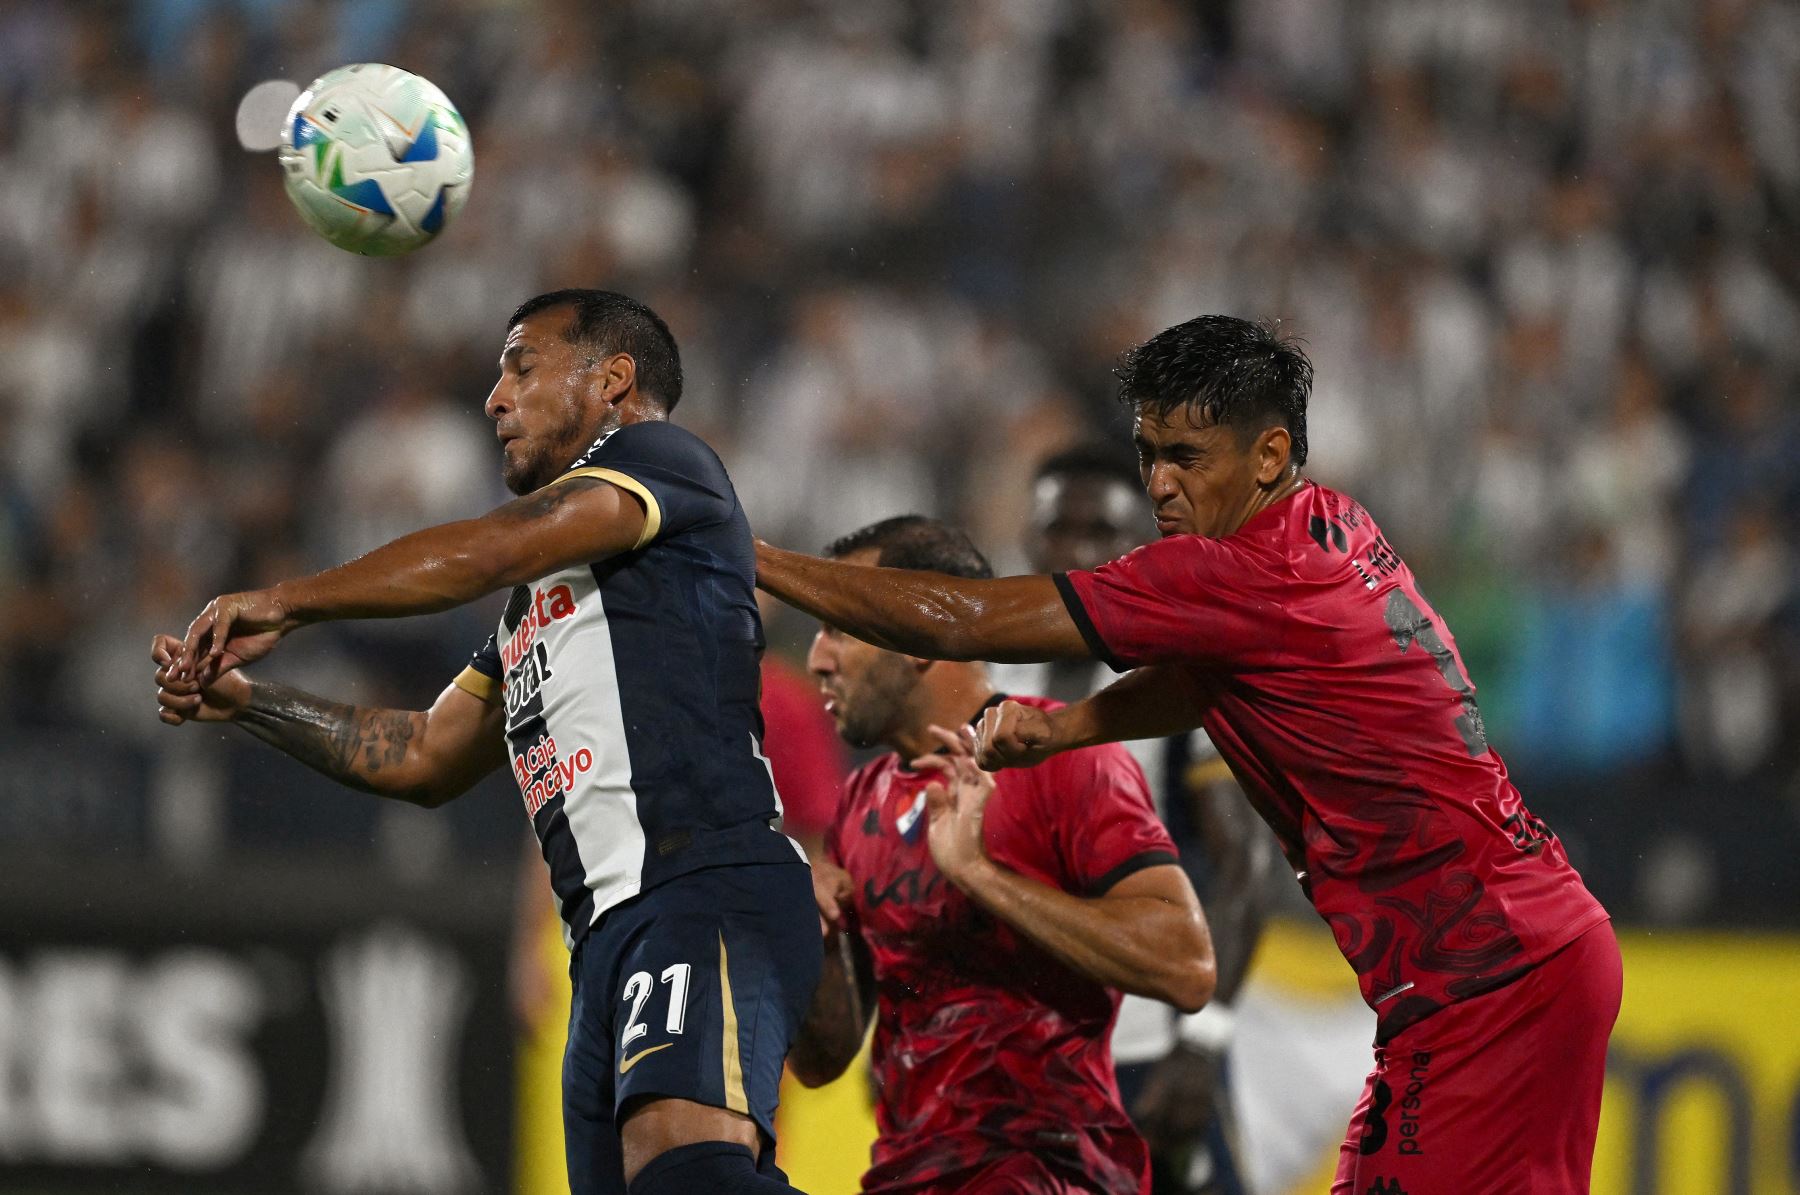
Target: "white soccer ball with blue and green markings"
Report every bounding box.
[278,63,473,256]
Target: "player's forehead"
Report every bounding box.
[1133,404,1228,448]
[500,308,573,361]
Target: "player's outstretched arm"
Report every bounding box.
[973,665,1208,770]
[153,635,506,807]
[177,476,647,677]
[755,541,1091,664]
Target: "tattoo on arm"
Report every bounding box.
[236,680,429,802]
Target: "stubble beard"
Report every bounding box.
[502,401,607,495]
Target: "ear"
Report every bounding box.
[595,352,637,407]
[1253,425,1293,485]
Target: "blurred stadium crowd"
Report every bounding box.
[1,0,1797,919]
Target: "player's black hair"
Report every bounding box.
[508,288,685,411]
[1114,315,1311,468]
[1034,443,1143,492]
[823,516,995,580]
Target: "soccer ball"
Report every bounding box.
[278,64,473,256]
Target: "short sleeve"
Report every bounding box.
[1037,742,1179,896]
[1056,535,1278,672]
[453,634,502,703]
[558,421,732,549]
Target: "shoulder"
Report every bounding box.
[1015,732,1153,820]
[590,420,721,470]
[844,754,897,803]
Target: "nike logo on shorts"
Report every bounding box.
[619,1042,674,1074]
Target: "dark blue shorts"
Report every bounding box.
[562,860,820,1195]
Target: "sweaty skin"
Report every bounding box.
[754,410,1300,692]
[158,303,769,1186]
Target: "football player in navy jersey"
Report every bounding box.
[154,290,819,1195]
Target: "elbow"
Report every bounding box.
[1164,955,1217,1015]
[394,774,463,809]
[1158,920,1217,1014]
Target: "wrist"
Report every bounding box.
[1044,703,1089,752]
[224,674,257,720]
[945,852,1001,895]
[266,582,310,631]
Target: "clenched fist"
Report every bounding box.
[971,699,1065,770]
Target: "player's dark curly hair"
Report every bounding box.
[1114,315,1311,468]
[1034,443,1142,491]
[824,516,994,580]
[508,288,684,411]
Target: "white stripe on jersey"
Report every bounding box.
[533,567,647,929]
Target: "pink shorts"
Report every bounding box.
[1332,922,1623,1195]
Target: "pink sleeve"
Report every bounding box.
[1057,535,1282,671]
[1039,744,1179,895]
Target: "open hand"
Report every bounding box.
[911,724,997,887]
[153,633,250,725]
[972,699,1062,771]
[176,589,298,679]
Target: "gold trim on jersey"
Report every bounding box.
[452,666,500,703]
[719,932,748,1114]
[553,467,663,550]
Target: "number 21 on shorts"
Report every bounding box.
[621,963,692,1051]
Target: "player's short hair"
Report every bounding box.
[1115,315,1311,468]
[823,516,995,580]
[508,288,684,411]
[1034,443,1143,492]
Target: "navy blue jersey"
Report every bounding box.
[457,421,803,945]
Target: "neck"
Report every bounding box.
[890,669,996,764]
[1232,472,1304,533]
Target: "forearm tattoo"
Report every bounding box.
[237,681,422,798]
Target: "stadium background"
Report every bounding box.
[2,0,1798,1192]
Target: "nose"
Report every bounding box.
[1146,462,1180,505]
[805,630,836,679]
[484,377,509,422]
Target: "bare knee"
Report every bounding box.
[619,1096,761,1188]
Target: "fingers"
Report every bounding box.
[178,603,217,677]
[156,685,201,724]
[150,633,181,667]
[205,604,237,673]
[923,781,955,817]
[924,723,971,758]
[907,751,953,777]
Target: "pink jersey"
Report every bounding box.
[827,696,1175,1193]
[1059,482,1608,1040]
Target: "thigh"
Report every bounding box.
[1340,924,1623,1195]
[610,862,821,1144]
[564,937,628,1195]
